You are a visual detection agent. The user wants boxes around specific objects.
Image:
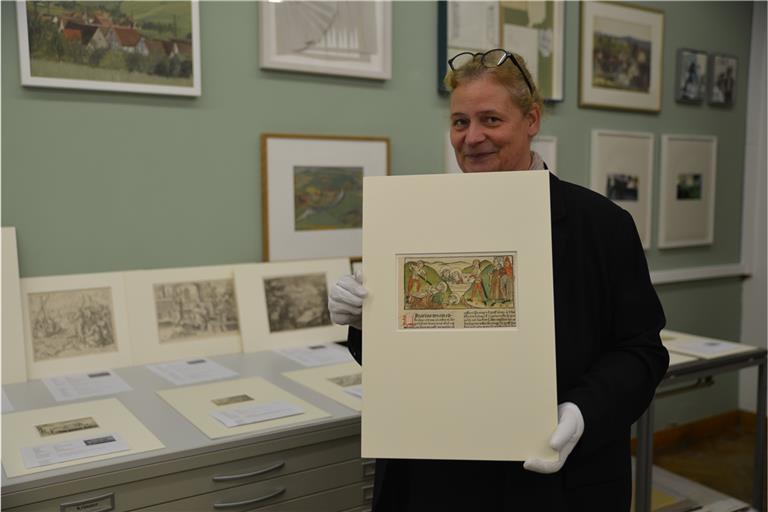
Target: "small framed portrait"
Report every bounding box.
[675,49,707,103]
[708,54,737,106]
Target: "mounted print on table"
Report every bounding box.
[259,1,391,79]
[16,1,201,96]
[658,135,717,248]
[708,54,737,107]
[579,2,664,112]
[261,134,389,262]
[675,48,707,103]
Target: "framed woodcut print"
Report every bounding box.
[590,130,654,249]
[261,133,389,262]
[708,53,737,106]
[675,48,707,103]
[579,2,664,112]
[259,1,392,79]
[16,1,201,96]
[658,135,717,248]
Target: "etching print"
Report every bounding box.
[263,273,332,333]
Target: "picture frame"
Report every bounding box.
[658,134,717,248]
[261,133,389,262]
[234,258,350,352]
[20,272,134,379]
[16,1,201,96]
[2,227,28,384]
[708,53,737,106]
[259,1,392,80]
[590,130,654,249]
[675,48,708,103]
[124,265,243,365]
[579,2,664,112]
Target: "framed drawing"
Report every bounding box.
[675,48,707,103]
[2,227,28,384]
[283,362,363,412]
[658,135,717,248]
[579,2,664,112]
[124,265,243,365]
[259,1,391,80]
[20,272,134,379]
[708,54,737,106]
[261,133,389,261]
[235,258,350,352]
[500,0,564,101]
[590,130,654,249]
[16,1,201,96]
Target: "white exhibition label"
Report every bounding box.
[43,371,132,402]
[273,344,353,367]
[146,358,238,386]
[2,388,14,413]
[210,401,304,428]
[21,432,129,469]
[343,385,363,399]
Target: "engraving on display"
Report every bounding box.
[153,279,239,343]
[36,417,99,437]
[212,394,254,406]
[263,274,331,333]
[29,288,117,361]
[327,373,362,388]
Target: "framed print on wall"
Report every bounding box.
[259,1,392,80]
[658,135,717,248]
[590,130,654,249]
[579,2,664,112]
[675,48,707,103]
[16,1,201,96]
[708,53,737,106]
[261,133,389,262]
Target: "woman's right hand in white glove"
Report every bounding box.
[328,273,368,330]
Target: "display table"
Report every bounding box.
[1,350,372,512]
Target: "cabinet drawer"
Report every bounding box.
[136,459,364,511]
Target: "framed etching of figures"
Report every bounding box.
[2,228,28,383]
[675,48,707,103]
[20,272,133,379]
[708,54,737,106]
[590,130,654,249]
[124,265,242,365]
[235,258,350,351]
[261,133,389,262]
[16,1,201,96]
[259,1,391,79]
[658,135,717,248]
[579,2,664,112]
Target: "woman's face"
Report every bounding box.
[450,75,540,173]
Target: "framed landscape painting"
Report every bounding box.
[261,134,389,262]
[16,1,201,96]
[579,2,664,112]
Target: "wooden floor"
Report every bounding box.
[652,417,766,509]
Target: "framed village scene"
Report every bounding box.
[16,1,201,96]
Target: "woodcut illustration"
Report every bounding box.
[212,394,254,406]
[398,254,517,330]
[153,279,239,343]
[328,373,362,388]
[29,287,117,361]
[293,166,363,231]
[263,273,332,333]
[36,416,98,437]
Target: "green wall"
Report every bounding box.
[1,2,755,427]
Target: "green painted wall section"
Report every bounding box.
[1,2,755,428]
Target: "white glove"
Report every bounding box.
[328,272,368,330]
[523,402,584,474]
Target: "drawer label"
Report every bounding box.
[60,493,115,512]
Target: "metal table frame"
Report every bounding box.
[634,347,767,512]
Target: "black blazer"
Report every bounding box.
[348,173,668,511]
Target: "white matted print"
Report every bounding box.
[2,227,28,384]
[260,1,391,80]
[444,132,556,174]
[21,272,133,379]
[124,266,242,365]
[282,362,363,412]
[235,259,350,352]
[16,1,201,96]
[658,135,717,248]
[590,130,654,249]
[261,134,389,261]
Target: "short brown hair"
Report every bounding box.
[443,53,544,114]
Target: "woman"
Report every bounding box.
[329,49,668,511]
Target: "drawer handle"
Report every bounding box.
[212,487,286,509]
[212,460,285,482]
